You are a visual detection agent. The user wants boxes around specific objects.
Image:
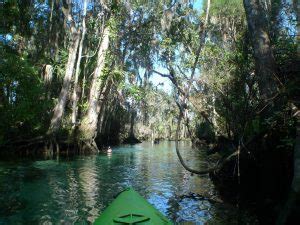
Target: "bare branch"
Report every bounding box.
[151,70,171,78]
[151,69,185,95]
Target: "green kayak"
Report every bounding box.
[93,188,173,225]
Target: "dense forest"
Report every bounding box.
[0,0,299,224]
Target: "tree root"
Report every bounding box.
[175,113,253,175]
[175,113,216,175]
[80,139,100,153]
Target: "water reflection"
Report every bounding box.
[107,152,112,159]
[0,141,257,224]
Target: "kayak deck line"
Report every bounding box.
[113,213,150,223]
[93,188,173,224]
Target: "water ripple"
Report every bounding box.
[0,141,257,224]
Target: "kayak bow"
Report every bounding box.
[93,188,173,225]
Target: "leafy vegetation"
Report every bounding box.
[0,0,299,224]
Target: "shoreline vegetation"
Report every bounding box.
[0,0,299,224]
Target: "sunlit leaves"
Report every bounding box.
[122,83,145,101]
[52,48,68,80]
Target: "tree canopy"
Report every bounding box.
[0,0,299,223]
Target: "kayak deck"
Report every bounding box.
[93,188,173,225]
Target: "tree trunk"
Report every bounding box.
[243,0,278,100]
[71,0,87,129]
[101,97,113,138]
[0,84,4,108]
[48,0,61,59]
[81,56,89,101]
[48,32,80,134]
[79,26,110,144]
[48,0,54,50]
[42,64,53,100]
[130,107,136,138]
[142,70,149,125]
[48,0,80,135]
[168,124,172,140]
[97,80,112,135]
[98,99,107,135]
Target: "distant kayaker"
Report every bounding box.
[107,146,112,153]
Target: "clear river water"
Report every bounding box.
[0,141,256,225]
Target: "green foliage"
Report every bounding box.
[52,48,68,80]
[108,17,120,41]
[196,120,215,143]
[124,83,145,101]
[0,46,50,144]
[1,0,33,37]
[210,0,244,15]
[244,117,260,137]
[0,0,297,155]
[135,87,178,140]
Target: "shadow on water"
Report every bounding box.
[0,141,258,224]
